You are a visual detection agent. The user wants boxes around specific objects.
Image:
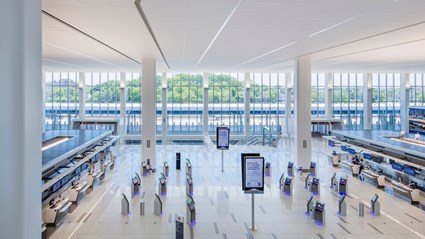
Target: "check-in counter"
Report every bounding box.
[87,169,102,189]
[44,197,72,226]
[69,181,89,204]
[391,181,420,204]
[340,160,360,176]
[361,169,385,188]
[327,155,339,166]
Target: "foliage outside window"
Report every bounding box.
[372,73,401,130]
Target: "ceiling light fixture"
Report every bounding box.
[195,0,243,69]
[233,41,297,69]
[308,14,362,38]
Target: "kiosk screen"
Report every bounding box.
[371,194,379,203]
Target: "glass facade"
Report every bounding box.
[45,72,79,130]
[250,73,286,135]
[311,73,326,117]
[371,73,401,130]
[125,72,142,135]
[409,73,425,106]
[85,72,120,116]
[332,73,364,129]
[208,73,244,135]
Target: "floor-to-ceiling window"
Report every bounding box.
[372,73,401,130]
[311,73,326,117]
[332,73,364,129]
[209,73,244,135]
[45,72,79,130]
[85,72,120,116]
[125,72,141,135]
[250,73,285,135]
[166,73,203,135]
[409,73,425,106]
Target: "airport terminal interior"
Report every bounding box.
[3,0,425,239]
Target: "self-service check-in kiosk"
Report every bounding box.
[311,177,320,195]
[279,173,285,189]
[339,177,348,195]
[186,159,192,176]
[287,162,294,176]
[305,173,312,189]
[314,201,325,225]
[283,177,292,195]
[45,195,72,226]
[163,161,169,177]
[330,173,337,191]
[186,194,196,225]
[121,193,130,215]
[338,194,347,216]
[69,180,89,204]
[131,173,141,197]
[310,162,317,176]
[306,195,314,218]
[186,174,193,195]
[265,162,271,176]
[142,161,149,176]
[371,194,380,216]
[154,193,163,216]
[158,173,167,196]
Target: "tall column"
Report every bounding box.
[325,73,333,119]
[42,70,46,132]
[0,0,42,237]
[294,57,312,170]
[400,73,410,133]
[203,73,209,137]
[363,73,372,130]
[120,72,126,136]
[161,72,167,138]
[79,72,86,118]
[244,72,251,137]
[285,73,293,135]
[141,59,157,170]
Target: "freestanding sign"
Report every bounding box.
[216,127,230,172]
[241,153,260,191]
[216,127,230,149]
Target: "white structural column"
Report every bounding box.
[400,73,410,133]
[325,73,334,119]
[79,72,86,118]
[0,0,42,237]
[285,73,293,135]
[363,73,372,130]
[42,71,46,132]
[244,72,251,137]
[120,72,126,136]
[161,72,167,138]
[294,57,312,170]
[203,73,209,137]
[141,59,157,170]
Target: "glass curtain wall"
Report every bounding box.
[166,73,203,135]
[45,72,79,130]
[85,72,120,116]
[311,73,326,117]
[409,73,425,106]
[208,73,244,135]
[250,73,285,135]
[371,73,401,130]
[332,73,364,129]
[125,72,141,134]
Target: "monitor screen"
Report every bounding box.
[288,162,293,167]
[52,181,61,193]
[348,148,356,155]
[363,153,372,160]
[392,162,403,171]
[340,178,347,185]
[404,166,416,176]
[312,178,319,184]
[371,194,379,203]
[372,155,383,164]
[341,145,348,152]
[310,162,316,168]
[315,202,324,211]
[328,140,335,147]
[75,166,81,175]
[61,175,69,186]
[285,178,292,185]
[241,153,260,190]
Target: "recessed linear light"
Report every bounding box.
[233,41,297,69]
[308,14,362,38]
[195,0,243,69]
[42,58,83,68]
[42,138,70,151]
[46,42,125,70]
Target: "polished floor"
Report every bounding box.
[50,138,425,239]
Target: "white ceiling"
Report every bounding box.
[42,0,425,73]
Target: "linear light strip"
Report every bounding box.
[42,10,141,65]
[42,58,83,68]
[41,138,69,151]
[308,14,362,38]
[233,41,297,69]
[195,0,243,69]
[134,0,170,69]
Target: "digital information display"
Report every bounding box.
[216,127,230,150]
[242,156,264,192]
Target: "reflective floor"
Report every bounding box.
[50,138,425,239]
